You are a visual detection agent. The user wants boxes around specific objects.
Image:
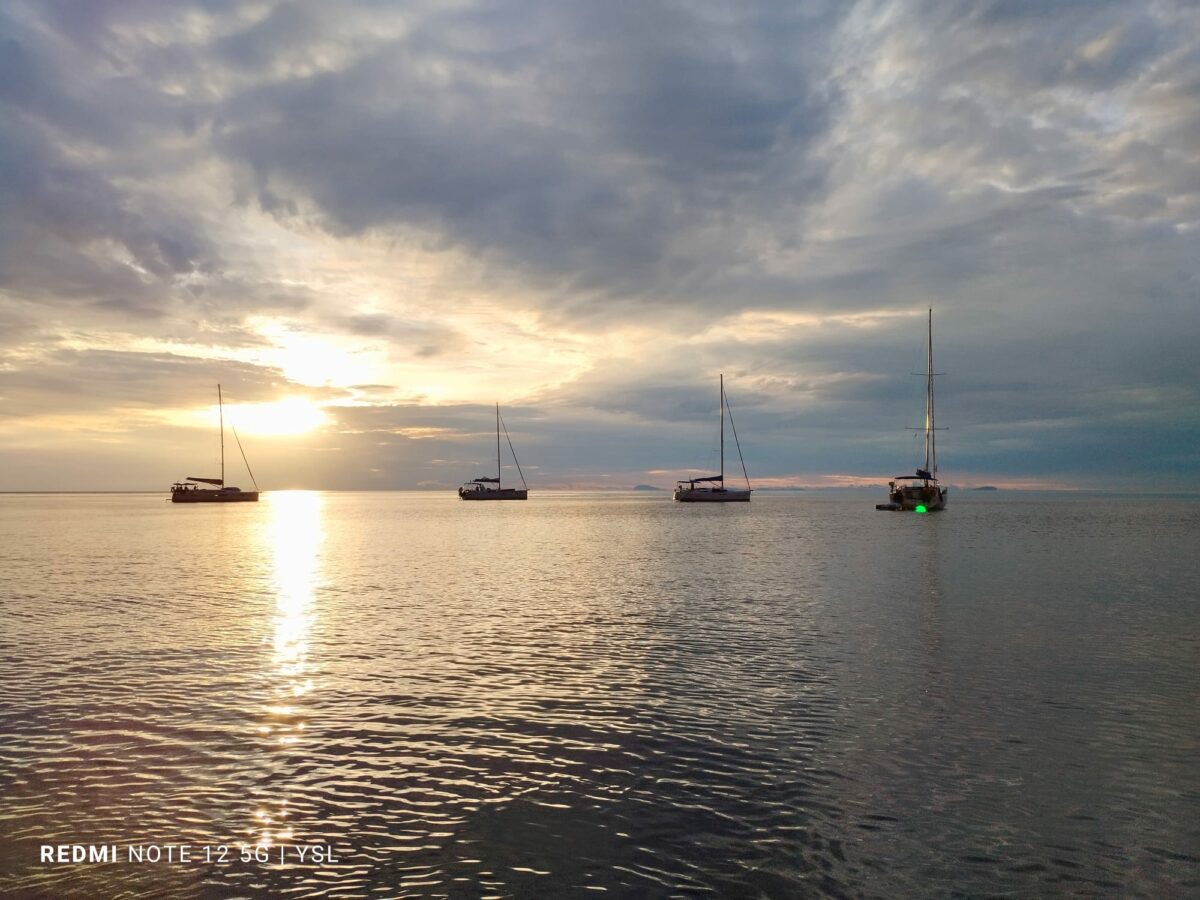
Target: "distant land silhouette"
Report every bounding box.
[633,484,665,491]
[970,486,999,491]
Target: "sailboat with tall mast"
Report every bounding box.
[877,309,948,512]
[673,374,752,502]
[458,404,529,500]
[171,385,260,503]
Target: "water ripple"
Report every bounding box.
[1,491,1197,897]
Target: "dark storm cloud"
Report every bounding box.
[0,112,209,302]
[215,0,843,305]
[0,2,224,345]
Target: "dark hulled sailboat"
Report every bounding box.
[458,404,528,500]
[673,374,752,502]
[877,310,947,512]
[171,385,260,503]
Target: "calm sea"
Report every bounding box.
[1,491,1197,898]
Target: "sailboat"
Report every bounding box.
[171,385,260,503]
[458,404,529,500]
[877,309,948,512]
[673,374,752,502]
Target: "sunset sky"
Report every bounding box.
[1,0,1197,491]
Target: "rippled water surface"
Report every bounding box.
[1,491,1197,897]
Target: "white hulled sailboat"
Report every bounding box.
[459,404,529,500]
[673,374,752,503]
[878,309,947,512]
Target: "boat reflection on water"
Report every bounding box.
[251,491,323,850]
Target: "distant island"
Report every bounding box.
[969,486,999,491]
[632,484,665,491]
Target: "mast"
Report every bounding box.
[218,383,225,487]
[925,309,936,476]
[496,402,502,488]
[719,373,725,485]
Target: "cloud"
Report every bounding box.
[0,349,339,424]
[0,0,1197,490]
[211,0,845,312]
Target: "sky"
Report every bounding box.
[1,0,1197,491]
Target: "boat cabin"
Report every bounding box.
[459,477,500,497]
[675,476,722,493]
[884,470,947,511]
[673,475,751,502]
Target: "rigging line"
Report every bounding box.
[497,410,528,490]
[230,425,259,492]
[723,388,752,491]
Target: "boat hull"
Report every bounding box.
[459,488,527,501]
[673,488,751,503]
[877,485,947,512]
[172,490,259,503]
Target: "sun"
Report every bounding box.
[252,320,387,389]
[209,398,330,437]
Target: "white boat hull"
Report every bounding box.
[673,487,751,503]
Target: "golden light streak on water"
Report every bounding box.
[257,490,323,848]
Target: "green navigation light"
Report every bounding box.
[915,505,927,514]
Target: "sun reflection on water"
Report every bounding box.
[253,490,323,851]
